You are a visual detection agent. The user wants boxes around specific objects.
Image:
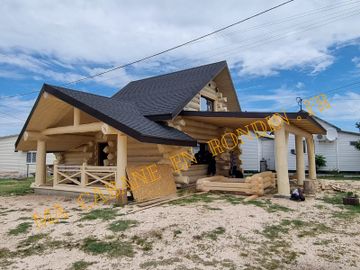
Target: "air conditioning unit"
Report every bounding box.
[317,134,327,141]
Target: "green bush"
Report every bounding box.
[315,154,327,169]
[354,140,360,151]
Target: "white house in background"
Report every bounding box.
[0,134,54,178]
[241,116,360,173]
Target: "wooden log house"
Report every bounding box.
[15,61,326,203]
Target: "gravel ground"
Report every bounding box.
[0,186,359,270]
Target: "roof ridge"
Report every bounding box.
[114,60,227,90]
[45,84,111,99]
[44,84,137,106]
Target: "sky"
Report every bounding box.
[0,0,360,136]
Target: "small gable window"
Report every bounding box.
[200,96,214,112]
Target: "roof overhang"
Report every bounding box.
[179,111,327,135]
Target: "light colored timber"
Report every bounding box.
[306,137,317,180]
[42,122,103,135]
[24,131,49,141]
[244,194,259,202]
[284,124,312,139]
[295,135,305,185]
[35,140,47,186]
[182,126,219,137]
[274,124,290,196]
[74,108,81,126]
[116,134,128,204]
[183,119,219,130]
[102,124,121,135]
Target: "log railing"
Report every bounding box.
[54,164,117,188]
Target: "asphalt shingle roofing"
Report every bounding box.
[43,84,197,146]
[112,61,227,118]
[16,61,230,148]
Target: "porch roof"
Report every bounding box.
[179,111,326,135]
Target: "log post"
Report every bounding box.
[74,108,81,126]
[274,124,290,196]
[53,160,59,186]
[81,163,87,187]
[117,134,128,204]
[306,137,317,180]
[35,140,47,186]
[295,135,305,185]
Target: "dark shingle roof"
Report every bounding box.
[35,84,197,146]
[16,61,235,148]
[112,61,227,118]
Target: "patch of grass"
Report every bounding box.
[82,237,134,257]
[203,227,226,240]
[220,194,244,205]
[79,208,118,221]
[63,232,73,237]
[261,224,290,240]
[108,219,138,232]
[173,229,182,237]
[140,257,182,268]
[318,175,360,181]
[71,260,94,270]
[169,193,217,205]
[246,199,292,213]
[8,222,32,236]
[0,178,34,196]
[261,219,332,240]
[184,254,236,269]
[0,248,11,259]
[131,235,153,251]
[203,205,222,210]
[17,233,48,248]
[313,239,333,246]
[322,192,344,205]
[17,216,32,221]
[321,192,360,219]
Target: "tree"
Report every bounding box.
[355,140,360,151]
[315,154,327,170]
[356,122,360,132]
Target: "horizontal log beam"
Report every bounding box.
[285,124,312,139]
[24,131,49,141]
[42,122,103,135]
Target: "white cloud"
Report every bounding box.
[352,56,360,68]
[240,86,306,111]
[316,91,360,121]
[0,96,35,136]
[0,0,359,83]
[296,82,305,89]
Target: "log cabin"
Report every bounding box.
[15,60,326,203]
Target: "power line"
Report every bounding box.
[62,0,295,86]
[94,1,360,85]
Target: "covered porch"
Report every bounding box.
[179,110,326,196]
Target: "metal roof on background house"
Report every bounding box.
[112,61,234,118]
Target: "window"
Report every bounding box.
[200,96,214,112]
[303,141,307,153]
[350,141,357,146]
[26,152,36,164]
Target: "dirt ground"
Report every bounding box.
[0,184,359,270]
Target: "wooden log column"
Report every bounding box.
[295,135,305,185]
[117,134,128,204]
[306,137,317,180]
[35,140,47,186]
[274,125,290,196]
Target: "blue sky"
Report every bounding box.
[0,0,360,136]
